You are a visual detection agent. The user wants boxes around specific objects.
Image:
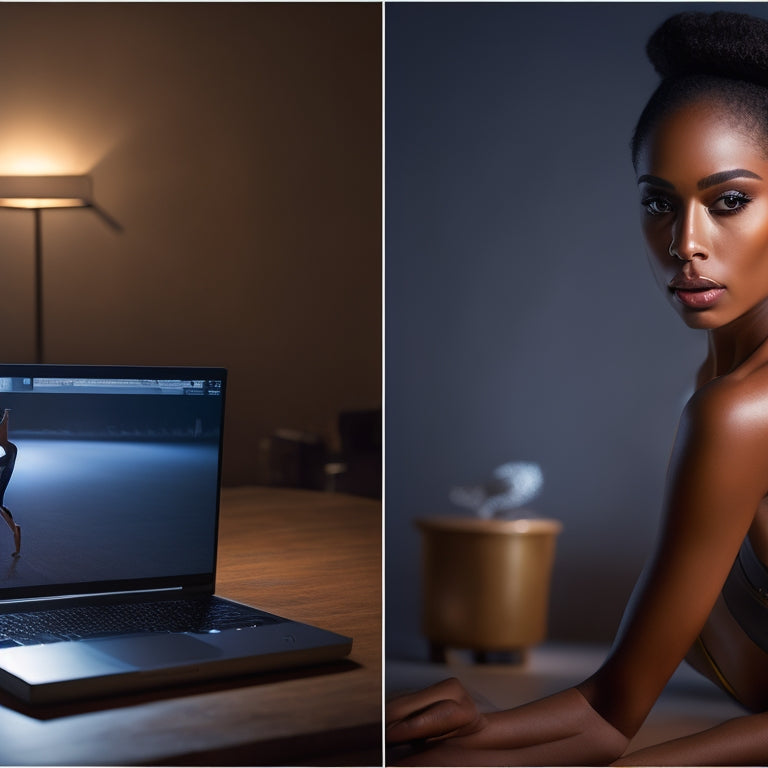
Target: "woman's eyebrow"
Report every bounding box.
[637,174,674,189]
[638,169,763,190]
[697,168,762,189]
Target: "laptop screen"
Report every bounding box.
[0,365,226,601]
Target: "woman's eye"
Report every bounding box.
[710,191,752,213]
[642,197,673,215]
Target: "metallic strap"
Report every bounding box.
[722,537,768,654]
[692,634,740,700]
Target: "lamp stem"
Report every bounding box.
[33,208,43,364]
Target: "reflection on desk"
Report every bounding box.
[0,486,382,767]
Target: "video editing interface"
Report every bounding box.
[0,376,224,593]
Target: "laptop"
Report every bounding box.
[0,363,351,704]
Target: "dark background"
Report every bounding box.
[385,2,768,659]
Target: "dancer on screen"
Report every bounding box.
[0,409,21,557]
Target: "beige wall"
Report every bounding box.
[0,3,381,485]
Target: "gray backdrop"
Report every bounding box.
[385,2,768,660]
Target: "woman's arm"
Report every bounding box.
[388,376,768,765]
[389,687,629,766]
[580,378,768,736]
[613,711,768,766]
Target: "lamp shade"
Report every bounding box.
[0,176,91,209]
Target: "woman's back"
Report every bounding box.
[683,352,768,710]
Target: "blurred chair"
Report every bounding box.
[262,409,381,498]
[265,428,327,491]
[327,408,382,498]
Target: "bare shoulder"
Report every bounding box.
[656,364,768,536]
[686,363,768,423]
[684,363,768,436]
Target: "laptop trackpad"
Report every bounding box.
[86,633,223,669]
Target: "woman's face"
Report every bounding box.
[637,99,768,331]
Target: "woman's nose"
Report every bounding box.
[669,205,708,262]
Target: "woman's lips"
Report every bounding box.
[668,275,726,309]
[673,287,726,308]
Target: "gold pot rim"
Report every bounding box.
[416,516,562,535]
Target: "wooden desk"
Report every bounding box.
[0,487,382,766]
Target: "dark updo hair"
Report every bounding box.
[631,11,768,168]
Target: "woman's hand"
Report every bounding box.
[387,683,630,766]
[386,677,487,744]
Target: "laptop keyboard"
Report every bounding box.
[0,597,287,647]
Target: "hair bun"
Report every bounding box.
[647,11,768,86]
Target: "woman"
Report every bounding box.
[0,409,21,557]
[387,11,768,766]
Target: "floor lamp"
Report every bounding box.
[0,176,92,363]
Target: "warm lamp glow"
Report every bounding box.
[0,157,71,175]
[0,114,123,177]
[0,198,89,209]
[0,176,91,209]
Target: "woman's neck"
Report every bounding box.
[704,300,768,381]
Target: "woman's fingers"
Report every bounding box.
[386,678,485,743]
[386,678,470,727]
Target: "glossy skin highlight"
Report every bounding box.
[386,98,768,766]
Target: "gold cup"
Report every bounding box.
[417,516,562,661]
